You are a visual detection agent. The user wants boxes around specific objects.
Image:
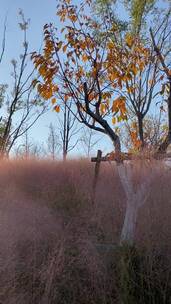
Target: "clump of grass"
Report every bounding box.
[116,244,171,304]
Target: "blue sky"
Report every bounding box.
[0,0,57,58]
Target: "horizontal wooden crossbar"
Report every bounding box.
[91,150,171,163]
[91,152,133,162]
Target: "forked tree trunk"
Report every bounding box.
[117,163,151,245]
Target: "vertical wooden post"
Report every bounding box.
[92,150,102,204]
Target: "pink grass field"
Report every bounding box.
[0,158,171,303]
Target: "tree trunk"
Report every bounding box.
[63,149,67,161]
[117,163,150,245]
[158,79,171,153]
[120,198,138,245]
[110,133,122,162]
[137,113,144,147]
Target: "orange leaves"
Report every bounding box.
[32,0,154,141]
[58,8,68,22]
[111,96,127,124]
[125,33,134,49]
[82,53,88,62]
[32,38,58,86]
[129,121,142,150]
[37,83,43,95]
[148,79,154,86]
[69,14,77,22]
[139,61,145,72]
[32,40,59,94]
[37,83,53,100]
[106,31,151,91]
[51,97,57,104]
[53,85,59,93]
[108,71,119,82]
[63,44,68,52]
[54,105,60,112]
[159,74,164,81]
[91,67,97,79]
[127,85,135,94]
[112,96,126,114]
[51,98,61,113]
[98,93,113,114]
[31,54,44,68]
[31,79,39,88]
[129,64,138,76]
[100,103,106,114]
[79,41,87,51]
[130,131,137,140]
[64,94,69,102]
[56,41,63,51]
[38,65,47,77]
[107,40,115,50]
[112,117,116,124]
[130,131,142,149]
[102,92,112,99]
[88,91,100,101]
[76,66,85,79]
[57,1,77,23]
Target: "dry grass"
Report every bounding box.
[0,158,171,303]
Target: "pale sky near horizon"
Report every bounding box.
[0,0,168,157]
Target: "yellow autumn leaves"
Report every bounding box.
[51,97,60,112]
[98,95,127,124]
[112,96,127,124]
[125,33,134,49]
[106,33,150,92]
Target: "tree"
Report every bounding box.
[113,34,159,147]
[121,112,168,152]
[92,0,128,33]
[80,127,102,157]
[150,9,171,152]
[124,0,156,34]
[15,130,43,159]
[0,15,7,64]
[47,123,60,160]
[93,0,158,35]
[93,0,167,148]
[31,0,163,244]
[57,101,80,161]
[32,0,154,159]
[0,11,47,158]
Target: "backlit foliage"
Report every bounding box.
[129,121,144,151]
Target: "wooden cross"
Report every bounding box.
[91,150,132,204]
[91,149,171,204]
